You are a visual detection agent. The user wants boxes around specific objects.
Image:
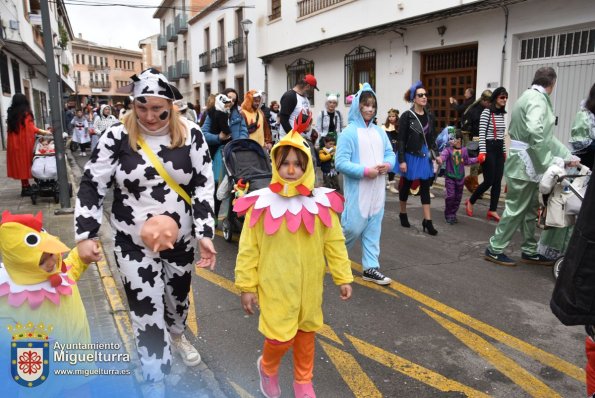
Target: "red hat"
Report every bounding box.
[303,74,319,91]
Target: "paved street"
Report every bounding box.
[70,151,586,397]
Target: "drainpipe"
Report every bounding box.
[263,60,269,99]
[500,5,509,86]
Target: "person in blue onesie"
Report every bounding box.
[335,83,396,285]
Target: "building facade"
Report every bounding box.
[139,34,162,71]
[71,37,142,107]
[154,0,211,105]
[254,0,595,145]
[0,0,75,147]
[188,0,265,108]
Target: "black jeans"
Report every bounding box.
[470,140,504,211]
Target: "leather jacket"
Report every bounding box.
[397,108,437,164]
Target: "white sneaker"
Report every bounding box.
[171,334,201,366]
[80,152,86,157]
[429,192,435,199]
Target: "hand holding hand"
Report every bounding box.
[366,167,379,179]
[241,292,258,315]
[399,162,407,174]
[376,163,390,175]
[196,238,217,270]
[478,153,486,164]
[339,284,352,301]
[77,239,102,264]
[435,157,443,166]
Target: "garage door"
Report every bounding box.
[516,27,595,146]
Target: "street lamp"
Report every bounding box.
[241,18,253,92]
[53,46,65,132]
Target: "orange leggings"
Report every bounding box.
[261,330,315,383]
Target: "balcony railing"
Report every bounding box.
[158,35,167,50]
[297,0,347,17]
[89,81,112,89]
[177,60,189,78]
[227,37,245,63]
[167,24,177,42]
[210,46,226,68]
[175,13,188,34]
[167,65,180,81]
[199,52,211,72]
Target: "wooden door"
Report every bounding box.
[421,45,477,131]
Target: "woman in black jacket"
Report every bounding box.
[397,81,442,235]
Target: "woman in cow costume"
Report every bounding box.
[74,68,216,395]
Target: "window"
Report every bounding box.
[269,0,281,21]
[218,19,225,47]
[81,54,85,65]
[235,8,243,37]
[204,27,211,52]
[0,53,11,95]
[344,46,376,104]
[520,28,595,60]
[205,83,211,102]
[286,58,315,105]
[218,79,226,93]
[11,60,21,94]
[76,71,81,84]
[75,54,79,64]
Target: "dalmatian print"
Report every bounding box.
[75,118,214,382]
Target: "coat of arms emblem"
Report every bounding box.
[8,322,52,388]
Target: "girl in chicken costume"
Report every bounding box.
[0,211,92,396]
[234,113,353,398]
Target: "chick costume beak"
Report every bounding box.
[0,211,69,286]
[269,112,315,197]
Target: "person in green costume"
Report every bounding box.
[484,67,579,266]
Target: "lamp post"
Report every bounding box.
[53,46,65,132]
[241,19,253,93]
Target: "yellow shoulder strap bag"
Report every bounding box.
[137,136,191,205]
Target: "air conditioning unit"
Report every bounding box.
[28,67,36,78]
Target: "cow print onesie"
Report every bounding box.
[75,119,214,382]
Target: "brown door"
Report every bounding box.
[421,45,477,131]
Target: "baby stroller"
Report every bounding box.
[30,135,60,204]
[218,139,272,242]
[538,162,591,279]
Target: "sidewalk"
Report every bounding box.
[1,149,225,398]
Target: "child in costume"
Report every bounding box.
[233,113,353,398]
[382,108,400,194]
[0,211,92,396]
[438,130,478,224]
[318,136,341,192]
[335,83,396,285]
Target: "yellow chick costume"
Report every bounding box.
[233,124,353,342]
[0,211,92,394]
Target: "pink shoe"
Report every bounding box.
[293,381,316,398]
[257,356,280,398]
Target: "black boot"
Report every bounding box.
[399,213,410,228]
[422,219,438,236]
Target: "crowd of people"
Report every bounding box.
[3,66,595,398]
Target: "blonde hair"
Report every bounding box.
[123,102,187,151]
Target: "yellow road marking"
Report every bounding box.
[229,380,256,398]
[346,334,491,398]
[422,308,562,398]
[317,324,344,345]
[319,340,383,397]
[350,262,584,382]
[187,287,198,337]
[195,267,241,295]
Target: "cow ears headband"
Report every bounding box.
[119,68,183,101]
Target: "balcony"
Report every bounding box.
[210,46,226,68]
[199,52,211,72]
[158,35,167,50]
[167,65,180,81]
[175,14,188,34]
[177,60,189,78]
[89,81,112,89]
[88,64,108,72]
[297,0,347,17]
[227,37,245,63]
[167,24,177,42]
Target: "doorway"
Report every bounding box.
[421,45,478,130]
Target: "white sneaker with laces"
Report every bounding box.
[171,334,201,366]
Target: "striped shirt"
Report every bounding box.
[479,108,506,153]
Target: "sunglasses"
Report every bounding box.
[498,95,508,100]
[416,93,428,98]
